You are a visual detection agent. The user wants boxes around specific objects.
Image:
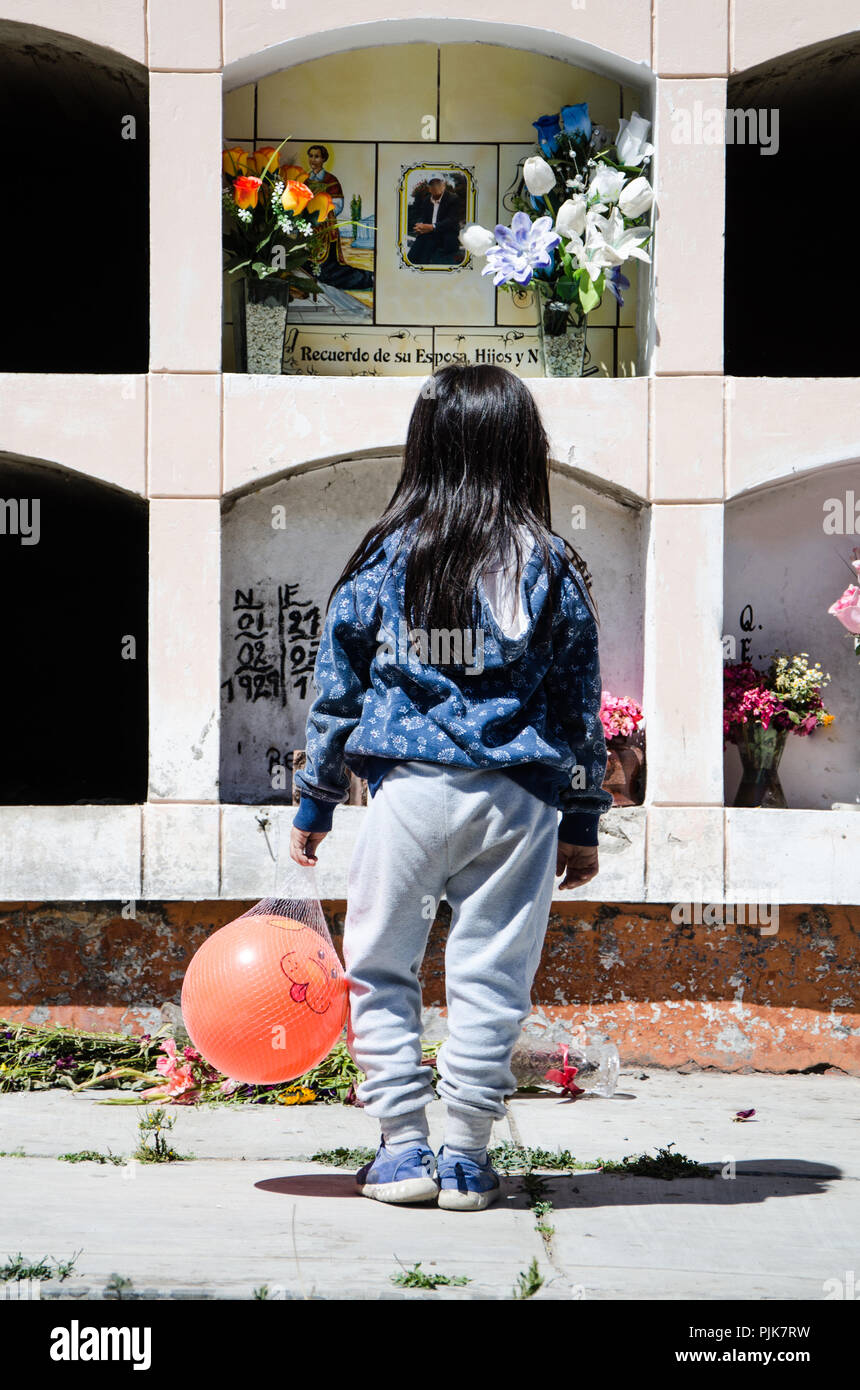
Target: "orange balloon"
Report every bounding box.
[181,913,348,1084]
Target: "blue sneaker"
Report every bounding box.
[355,1139,439,1205]
[435,1144,501,1211]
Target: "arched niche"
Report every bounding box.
[223,17,652,92]
[220,455,646,804]
[0,20,148,372]
[724,460,860,809]
[0,454,148,804]
[725,32,860,376]
[222,36,653,378]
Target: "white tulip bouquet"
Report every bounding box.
[461,103,655,339]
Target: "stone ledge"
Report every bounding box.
[1,803,858,903]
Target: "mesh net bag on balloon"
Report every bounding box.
[181,862,349,1086]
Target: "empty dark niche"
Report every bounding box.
[725,34,860,377]
[0,21,149,372]
[0,455,148,803]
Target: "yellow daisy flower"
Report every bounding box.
[276,1085,316,1105]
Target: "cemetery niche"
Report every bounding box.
[219,456,645,806]
[0,19,149,373]
[0,456,148,804]
[221,42,649,378]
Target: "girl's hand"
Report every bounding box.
[556,841,599,891]
[290,827,328,866]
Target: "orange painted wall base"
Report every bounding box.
[1,900,857,1074]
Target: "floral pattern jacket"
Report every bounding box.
[292,523,612,845]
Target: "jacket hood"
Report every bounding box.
[376,520,558,670]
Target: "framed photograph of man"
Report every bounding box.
[399,165,475,270]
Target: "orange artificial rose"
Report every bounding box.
[278,163,307,183]
[281,180,314,215]
[247,146,279,175]
[223,146,250,176]
[306,192,334,221]
[233,175,262,209]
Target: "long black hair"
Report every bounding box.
[325,364,598,651]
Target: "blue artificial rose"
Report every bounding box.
[560,102,592,139]
[532,112,561,156]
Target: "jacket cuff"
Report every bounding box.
[292,794,337,833]
[558,810,600,846]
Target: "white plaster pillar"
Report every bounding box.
[148,374,222,496]
[652,78,727,374]
[149,72,223,371]
[148,500,221,801]
[642,503,725,804]
[148,0,222,71]
[654,0,728,75]
[643,502,726,899]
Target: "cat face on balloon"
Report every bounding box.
[277,922,342,1015]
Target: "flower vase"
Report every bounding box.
[732,724,788,808]
[602,735,645,806]
[538,299,588,377]
[232,276,292,374]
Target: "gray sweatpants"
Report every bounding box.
[343,760,558,1142]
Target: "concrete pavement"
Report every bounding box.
[1,1069,858,1300]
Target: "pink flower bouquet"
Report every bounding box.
[828,550,860,662]
[599,691,645,741]
[140,1037,202,1103]
[723,654,832,744]
[599,692,645,806]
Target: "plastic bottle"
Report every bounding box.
[511,1028,620,1098]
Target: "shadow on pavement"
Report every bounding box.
[255,1158,840,1206]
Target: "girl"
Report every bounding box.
[289,363,612,1211]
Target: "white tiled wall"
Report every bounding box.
[0,0,857,903]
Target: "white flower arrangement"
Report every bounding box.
[460,103,655,328]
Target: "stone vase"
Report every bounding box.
[538,299,588,377]
[232,276,292,374]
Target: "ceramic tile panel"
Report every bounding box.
[440,45,623,142]
[256,43,438,142]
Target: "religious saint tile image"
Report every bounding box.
[278,138,376,325]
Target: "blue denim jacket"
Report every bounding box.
[292,523,613,845]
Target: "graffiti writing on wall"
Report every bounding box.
[222,582,321,707]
